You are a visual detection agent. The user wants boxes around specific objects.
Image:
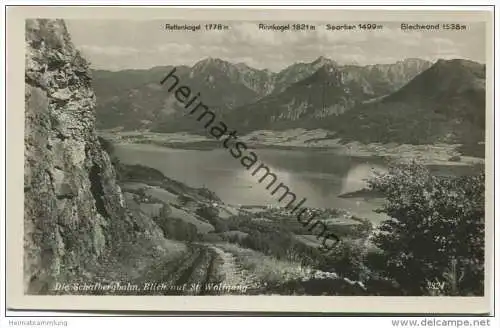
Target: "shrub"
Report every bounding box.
[195,205,229,232]
[97,136,122,177]
[368,162,484,295]
[317,240,370,281]
[119,164,165,181]
[153,204,198,241]
[98,136,114,155]
[199,232,224,243]
[178,195,194,206]
[196,205,219,221]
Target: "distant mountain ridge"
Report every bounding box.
[92,59,272,131]
[270,56,339,94]
[92,56,485,153]
[223,57,434,131]
[324,58,486,146]
[92,56,432,132]
[223,63,372,130]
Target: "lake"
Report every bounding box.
[114,143,394,224]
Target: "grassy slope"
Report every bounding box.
[98,144,376,295]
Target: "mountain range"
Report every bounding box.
[91,56,485,149]
[324,58,486,146]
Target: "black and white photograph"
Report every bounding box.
[16,8,491,308]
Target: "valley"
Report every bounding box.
[90,159,373,295]
[99,128,485,167]
[23,18,487,299]
[76,135,482,296]
[91,54,486,294]
[22,19,487,302]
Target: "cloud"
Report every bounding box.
[432,37,456,47]
[79,45,140,56]
[67,20,485,71]
[157,43,194,53]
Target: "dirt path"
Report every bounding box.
[174,247,207,286]
[208,245,260,293]
[133,243,262,295]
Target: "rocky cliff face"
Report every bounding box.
[24,19,168,294]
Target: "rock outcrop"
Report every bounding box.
[24,19,170,294]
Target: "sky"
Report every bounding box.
[66,20,487,72]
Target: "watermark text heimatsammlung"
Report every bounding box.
[160,67,341,252]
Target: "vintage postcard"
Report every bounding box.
[6,6,494,313]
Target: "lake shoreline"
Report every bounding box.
[99,129,485,168]
[111,139,477,227]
